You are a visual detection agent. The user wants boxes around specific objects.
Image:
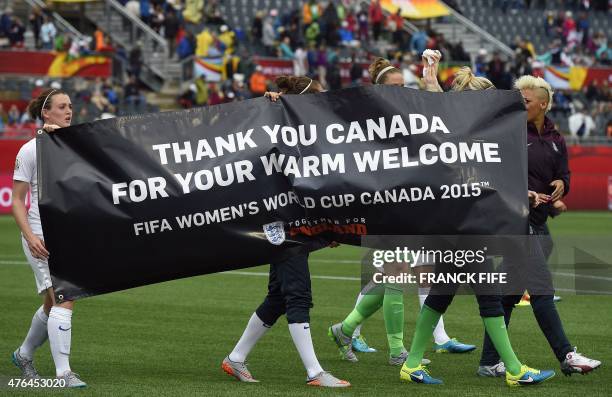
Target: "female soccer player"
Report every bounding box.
[12,88,86,387]
[328,58,475,367]
[222,76,350,388]
[478,75,601,377]
[400,67,556,386]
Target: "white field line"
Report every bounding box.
[2,260,611,289]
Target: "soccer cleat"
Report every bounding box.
[12,349,40,379]
[328,323,358,362]
[352,335,377,353]
[306,371,350,387]
[505,364,555,386]
[221,356,259,382]
[58,371,87,388]
[388,349,431,366]
[400,364,443,384]
[434,338,476,353]
[477,361,506,377]
[553,295,562,303]
[561,347,601,375]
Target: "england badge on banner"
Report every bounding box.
[263,221,286,245]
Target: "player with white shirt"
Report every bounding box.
[11,88,86,388]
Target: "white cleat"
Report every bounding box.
[12,349,40,379]
[561,348,601,375]
[58,371,87,388]
[477,361,506,377]
[306,371,350,387]
[221,356,259,382]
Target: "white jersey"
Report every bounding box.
[13,138,43,236]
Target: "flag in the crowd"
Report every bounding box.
[381,0,451,19]
[194,57,223,82]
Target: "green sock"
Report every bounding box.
[341,286,384,336]
[383,286,405,357]
[482,316,522,375]
[406,305,441,368]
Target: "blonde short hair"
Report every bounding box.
[514,75,554,113]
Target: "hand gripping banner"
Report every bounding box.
[38,86,528,299]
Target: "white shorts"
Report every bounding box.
[22,235,53,295]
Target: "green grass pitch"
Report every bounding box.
[0,212,610,396]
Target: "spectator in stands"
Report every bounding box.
[91,89,110,113]
[544,11,555,37]
[128,43,143,78]
[151,4,165,34]
[164,7,180,59]
[0,7,12,38]
[294,42,308,77]
[178,31,195,59]
[389,8,405,47]
[124,75,145,106]
[8,17,25,48]
[178,83,196,108]
[29,7,43,49]
[368,0,384,42]
[305,19,320,47]
[450,41,470,62]
[249,65,267,97]
[321,1,340,47]
[263,13,276,56]
[357,3,369,42]
[487,52,509,89]
[410,27,427,57]
[40,15,56,50]
[74,107,89,125]
[140,0,152,26]
[594,32,611,65]
[338,21,355,47]
[195,75,209,106]
[7,104,20,126]
[562,11,576,41]
[218,25,236,55]
[251,11,264,46]
[279,36,294,60]
[208,83,222,105]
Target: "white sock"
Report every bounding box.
[418,287,450,345]
[228,313,271,363]
[48,307,72,376]
[19,306,49,360]
[288,323,324,379]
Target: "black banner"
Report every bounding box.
[38,86,528,300]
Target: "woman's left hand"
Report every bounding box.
[264,91,282,102]
[549,179,564,201]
